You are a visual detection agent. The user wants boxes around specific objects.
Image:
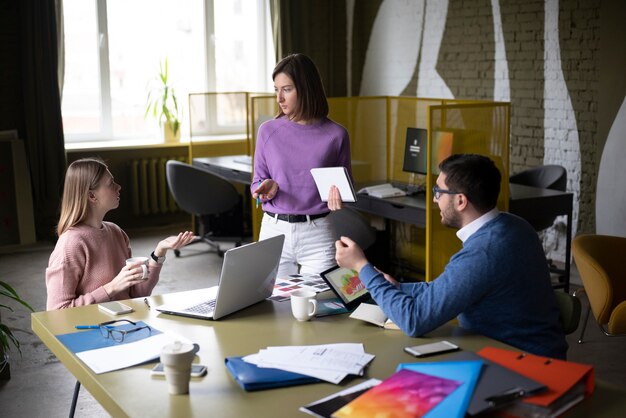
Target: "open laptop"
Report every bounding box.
[156,235,285,320]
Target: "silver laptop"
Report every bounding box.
[156,235,284,320]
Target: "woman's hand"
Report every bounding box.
[327,185,343,211]
[252,179,279,201]
[154,231,195,257]
[104,263,147,297]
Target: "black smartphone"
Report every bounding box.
[403,340,460,357]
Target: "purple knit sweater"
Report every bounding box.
[251,116,352,215]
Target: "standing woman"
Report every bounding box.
[46,158,194,310]
[252,53,352,277]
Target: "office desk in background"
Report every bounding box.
[193,155,574,290]
[32,291,625,418]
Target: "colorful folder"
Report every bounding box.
[224,356,320,391]
[332,368,463,418]
[396,360,483,418]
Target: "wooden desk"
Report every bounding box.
[193,156,574,291]
[32,291,626,417]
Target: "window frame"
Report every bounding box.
[63,0,273,144]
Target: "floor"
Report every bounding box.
[1,225,625,417]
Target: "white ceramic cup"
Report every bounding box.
[290,290,317,321]
[160,341,196,395]
[126,256,149,280]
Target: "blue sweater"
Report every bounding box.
[360,212,568,359]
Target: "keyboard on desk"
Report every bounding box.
[184,299,216,315]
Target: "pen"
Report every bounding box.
[256,196,260,208]
[75,325,100,329]
[144,297,151,309]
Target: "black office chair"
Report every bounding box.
[509,165,567,282]
[510,165,567,230]
[166,160,243,257]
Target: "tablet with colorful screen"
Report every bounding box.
[319,266,371,310]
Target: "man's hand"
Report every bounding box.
[376,267,400,287]
[335,236,369,272]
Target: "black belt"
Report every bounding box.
[265,211,329,223]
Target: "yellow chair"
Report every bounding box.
[572,234,626,343]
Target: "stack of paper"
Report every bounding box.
[243,343,375,384]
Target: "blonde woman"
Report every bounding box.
[46,158,194,310]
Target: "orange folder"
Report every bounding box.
[477,347,594,408]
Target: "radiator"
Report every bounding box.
[129,157,184,216]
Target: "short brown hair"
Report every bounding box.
[439,154,501,213]
[272,53,328,121]
[57,158,109,236]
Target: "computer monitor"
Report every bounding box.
[403,128,428,175]
[402,128,454,176]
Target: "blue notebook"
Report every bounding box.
[397,360,483,418]
[57,321,160,353]
[225,356,320,391]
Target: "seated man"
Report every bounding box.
[336,154,568,359]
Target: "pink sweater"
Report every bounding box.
[45,222,162,310]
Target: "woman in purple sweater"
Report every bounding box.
[46,158,194,310]
[252,54,352,277]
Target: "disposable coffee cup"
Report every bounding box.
[160,341,196,395]
[126,256,149,280]
[291,290,317,321]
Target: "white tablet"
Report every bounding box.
[310,167,357,202]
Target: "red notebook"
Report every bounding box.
[477,347,594,415]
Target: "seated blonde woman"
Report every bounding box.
[46,157,194,310]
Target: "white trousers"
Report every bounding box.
[259,213,337,278]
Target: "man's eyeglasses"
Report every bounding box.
[432,186,459,200]
[99,319,152,343]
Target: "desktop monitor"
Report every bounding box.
[403,128,428,175]
[403,128,454,175]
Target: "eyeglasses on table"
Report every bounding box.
[98,319,152,343]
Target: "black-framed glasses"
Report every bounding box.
[432,186,459,200]
[98,319,152,343]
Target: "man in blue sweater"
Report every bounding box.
[336,154,568,359]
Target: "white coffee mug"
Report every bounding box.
[160,341,196,395]
[291,290,317,321]
[126,256,149,280]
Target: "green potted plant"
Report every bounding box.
[1,281,34,380]
[145,58,181,143]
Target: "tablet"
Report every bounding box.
[319,266,371,310]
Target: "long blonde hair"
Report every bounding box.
[57,158,109,236]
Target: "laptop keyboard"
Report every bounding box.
[184,299,216,315]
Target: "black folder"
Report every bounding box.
[444,351,547,416]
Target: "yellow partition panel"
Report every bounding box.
[426,102,511,280]
[328,96,388,183]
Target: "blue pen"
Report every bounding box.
[75,325,100,329]
[255,179,263,208]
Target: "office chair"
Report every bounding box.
[572,234,626,344]
[327,207,377,251]
[509,165,567,230]
[509,165,567,281]
[166,160,243,257]
[553,290,582,335]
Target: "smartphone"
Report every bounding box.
[98,301,134,315]
[150,363,207,377]
[403,340,459,357]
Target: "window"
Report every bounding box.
[62,0,275,144]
